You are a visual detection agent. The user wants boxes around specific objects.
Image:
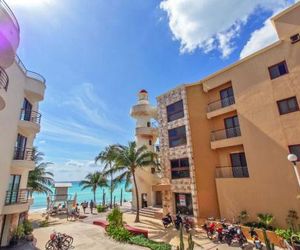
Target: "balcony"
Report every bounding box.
[136,126,158,137]
[216,166,249,178]
[0,0,20,68]
[207,96,236,119]
[18,109,41,135]
[210,127,242,149]
[11,147,35,171]
[16,56,46,101]
[3,189,30,214]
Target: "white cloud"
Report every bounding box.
[160,0,294,58]
[239,20,278,58]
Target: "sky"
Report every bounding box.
[6,0,296,181]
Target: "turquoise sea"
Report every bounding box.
[31,181,132,211]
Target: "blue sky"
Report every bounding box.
[6,0,295,181]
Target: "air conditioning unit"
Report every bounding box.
[290,33,300,44]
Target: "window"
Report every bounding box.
[175,193,193,216]
[230,152,249,177]
[14,134,27,160]
[20,98,32,121]
[268,61,288,79]
[149,140,152,146]
[220,87,235,108]
[167,100,184,122]
[290,33,300,44]
[289,145,300,162]
[277,96,299,115]
[170,158,190,179]
[224,115,241,138]
[147,121,151,127]
[168,126,187,148]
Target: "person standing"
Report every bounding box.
[90,200,94,214]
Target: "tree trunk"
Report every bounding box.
[120,188,123,207]
[110,172,113,209]
[132,170,140,223]
[93,188,96,203]
[102,189,105,206]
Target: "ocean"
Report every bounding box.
[31,181,132,212]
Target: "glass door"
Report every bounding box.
[220,87,234,107]
[224,115,240,138]
[6,175,21,204]
[22,98,32,121]
[230,153,249,177]
[15,134,27,159]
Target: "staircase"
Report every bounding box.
[135,206,163,219]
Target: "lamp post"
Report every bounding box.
[287,154,300,188]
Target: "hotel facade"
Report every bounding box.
[148,2,300,228]
[0,1,45,246]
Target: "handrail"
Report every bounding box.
[15,55,46,84]
[20,108,42,124]
[211,126,241,141]
[215,165,249,178]
[0,0,20,31]
[5,188,29,205]
[13,147,34,161]
[207,95,235,112]
[0,66,8,91]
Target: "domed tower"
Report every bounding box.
[130,90,160,210]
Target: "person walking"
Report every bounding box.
[89,200,94,214]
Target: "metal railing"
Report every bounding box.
[15,55,46,84]
[0,0,20,31]
[5,188,29,205]
[211,126,241,141]
[13,147,34,161]
[20,109,41,124]
[0,66,9,91]
[215,166,249,178]
[207,96,235,112]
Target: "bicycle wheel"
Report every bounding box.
[45,240,56,250]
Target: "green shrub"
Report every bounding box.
[238,210,249,224]
[257,213,274,228]
[39,219,49,227]
[13,224,25,240]
[243,221,274,231]
[130,235,172,250]
[97,205,107,213]
[286,210,299,231]
[23,219,33,235]
[275,228,294,242]
[107,207,123,227]
[106,225,132,242]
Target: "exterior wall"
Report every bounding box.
[157,86,199,222]
[185,84,220,221]
[203,39,300,227]
[0,60,44,246]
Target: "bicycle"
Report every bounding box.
[45,231,73,250]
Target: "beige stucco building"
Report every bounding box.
[0,1,45,246]
[154,2,300,228]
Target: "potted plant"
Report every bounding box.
[291,233,300,250]
[10,224,25,246]
[23,220,34,241]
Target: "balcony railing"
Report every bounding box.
[13,147,34,161]
[207,96,235,112]
[20,109,41,124]
[211,126,241,141]
[5,188,29,205]
[0,66,9,91]
[0,0,20,31]
[216,166,249,178]
[15,55,46,84]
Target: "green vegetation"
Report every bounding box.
[23,219,33,235]
[96,205,107,213]
[39,219,49,227]
[130,235,172,250]
[13,224,25,239]
[107,207,123,227]
[28,147,54,196]
[177,224,194,250]
[106,208,171,249]
[262,229,275,250]
[238,210,249,224]
[257,213,274,228]
[80,172,108,203]
[286,210,299,232]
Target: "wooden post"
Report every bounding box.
[120,188,123,207]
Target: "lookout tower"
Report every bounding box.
[130,90,161,210]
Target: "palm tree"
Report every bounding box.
[106,141,157,222]
[27,148,54,197]
[95,145,118,208]
[80,172,108,203]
